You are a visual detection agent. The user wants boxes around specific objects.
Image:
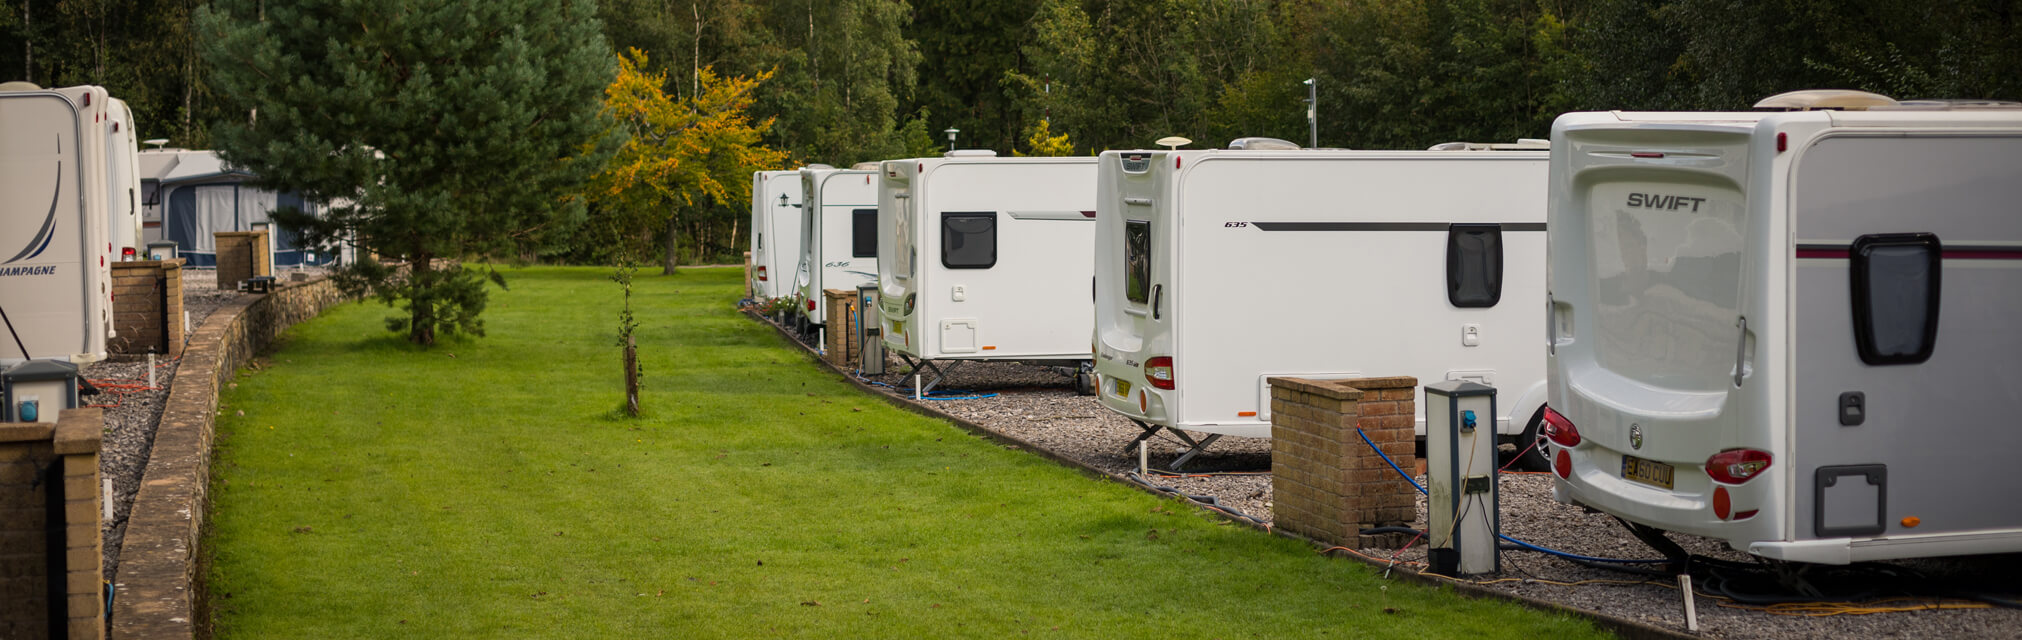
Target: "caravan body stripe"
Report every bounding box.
[4,163,62,265]
[1250,221,1547,232]
[1796,243,2022,261]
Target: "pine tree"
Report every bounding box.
[196,0,620,344]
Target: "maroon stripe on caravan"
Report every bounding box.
[1796,248,1846,259]
[1080,211,1096,218]
[1795,245,2022,260]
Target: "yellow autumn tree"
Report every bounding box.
[1012,119,1076,157]
[591,48,790,274]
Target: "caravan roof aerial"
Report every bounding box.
[1092,144,1550,469]
[1544,97,2022,564]
[748,169,804,301]
[792,165,880,339]
[1,84,118,366]
[875,152,1099,395]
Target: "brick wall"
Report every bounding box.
[1268,376,1418,549]
[112,276,349,640]
[212,231,270,288]
[821,289,859,367]
[110,259,186,357]
[0,409,106,640]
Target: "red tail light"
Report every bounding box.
[1144,356,1174,390]
[757,266,768,281]
[1542,406,1581,447]
[122,247,136,260]
[1705,449,1772,485]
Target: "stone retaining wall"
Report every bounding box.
[110,276,347,640]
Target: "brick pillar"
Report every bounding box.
[110,259,186,357]
[214,230,271,287]
[822,289,857,366]
[0,409,104,640]
[56,409,105,640]
[1267,376,1418,549]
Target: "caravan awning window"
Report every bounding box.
[852,209,878,258]
[1446,224,1504,307]
[942,212,996,269]
[1851,233,1941,365]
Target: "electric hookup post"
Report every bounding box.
[857,286,883,375]
[1426,380,1499,576]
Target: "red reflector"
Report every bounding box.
[1554,448,1572,479]
[1706,448,1773,484]
[1713,486,1731,520]
[1776,132,1787,152]
[806,299,816,311]
[1144,356,1175,390]
[1631,152,1664,159]
[1542,406,1581,447]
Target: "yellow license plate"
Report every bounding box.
[1112,379,1132,398]
[1621,454,1675,490]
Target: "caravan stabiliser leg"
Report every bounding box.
[1122,420,1223,471]
[890,354,958,397]
[1617,516,1691,574]
[1124,419,1163,454]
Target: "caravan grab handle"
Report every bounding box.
[1151,285,1163,320]
[1734,316,1748,388]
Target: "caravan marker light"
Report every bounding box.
[1705,449,1772,484]
[122,247,135,260]
[1777,132,1788,152]
[1541,406,1581,447]
[1144,356,1175,390]
[1630,152,1664,159]
[806,299,816,311]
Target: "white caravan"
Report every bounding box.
[139,149,337,267]
[748,170,804,300]
[1092,145,1549,467]
[106,99,142,259]
[1545,98,2022,564]
[0,83,116,365]
[876,152,1098,391]
[793,165,880,337]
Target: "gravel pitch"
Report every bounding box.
[772,315,2022,639]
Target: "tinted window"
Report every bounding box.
[1851,233,1940,365]
[1125,219,1152,304]
[941,212,996,269]
[1446,224,1503,307]
[852,209,877,258]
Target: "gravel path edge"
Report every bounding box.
[747,308,1694,640]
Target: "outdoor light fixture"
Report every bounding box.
[1302,78,1317,148]
[944,127,960,150]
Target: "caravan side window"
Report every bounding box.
[852,209,878,258]
[942,212,996,269]
[1446,224,1503,307]
[1851,233,1941,365]
[1125,220,1152,304]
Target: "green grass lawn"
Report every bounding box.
[205,266,1608,638]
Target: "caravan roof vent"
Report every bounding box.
[850,161,881,170]
[0,81,43,92]
[1754,89,1898,111]
[944,149,997,158]
[804,163,836,170]
[1227,137,1299,150]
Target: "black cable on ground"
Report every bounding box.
[1125,472,1267,526]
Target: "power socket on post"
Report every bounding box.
[1464,476,1493,494]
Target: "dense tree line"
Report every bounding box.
[10,0,2020,268]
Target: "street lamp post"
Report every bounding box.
[944,127,960,151]
[1303,78,1317,148]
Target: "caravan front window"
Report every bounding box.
[942,212,996,269]
[1125,219,1152,304]
[1446,224,1504,307]
[1851,233,1941,365]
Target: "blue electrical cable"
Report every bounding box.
[1353,428,1666,565]
[1355,428,1426,495]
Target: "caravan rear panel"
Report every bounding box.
[749,170,803,300]
[1,88,108,364]
[1548,109,2022,563]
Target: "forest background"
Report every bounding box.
[8,0,2020,266]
